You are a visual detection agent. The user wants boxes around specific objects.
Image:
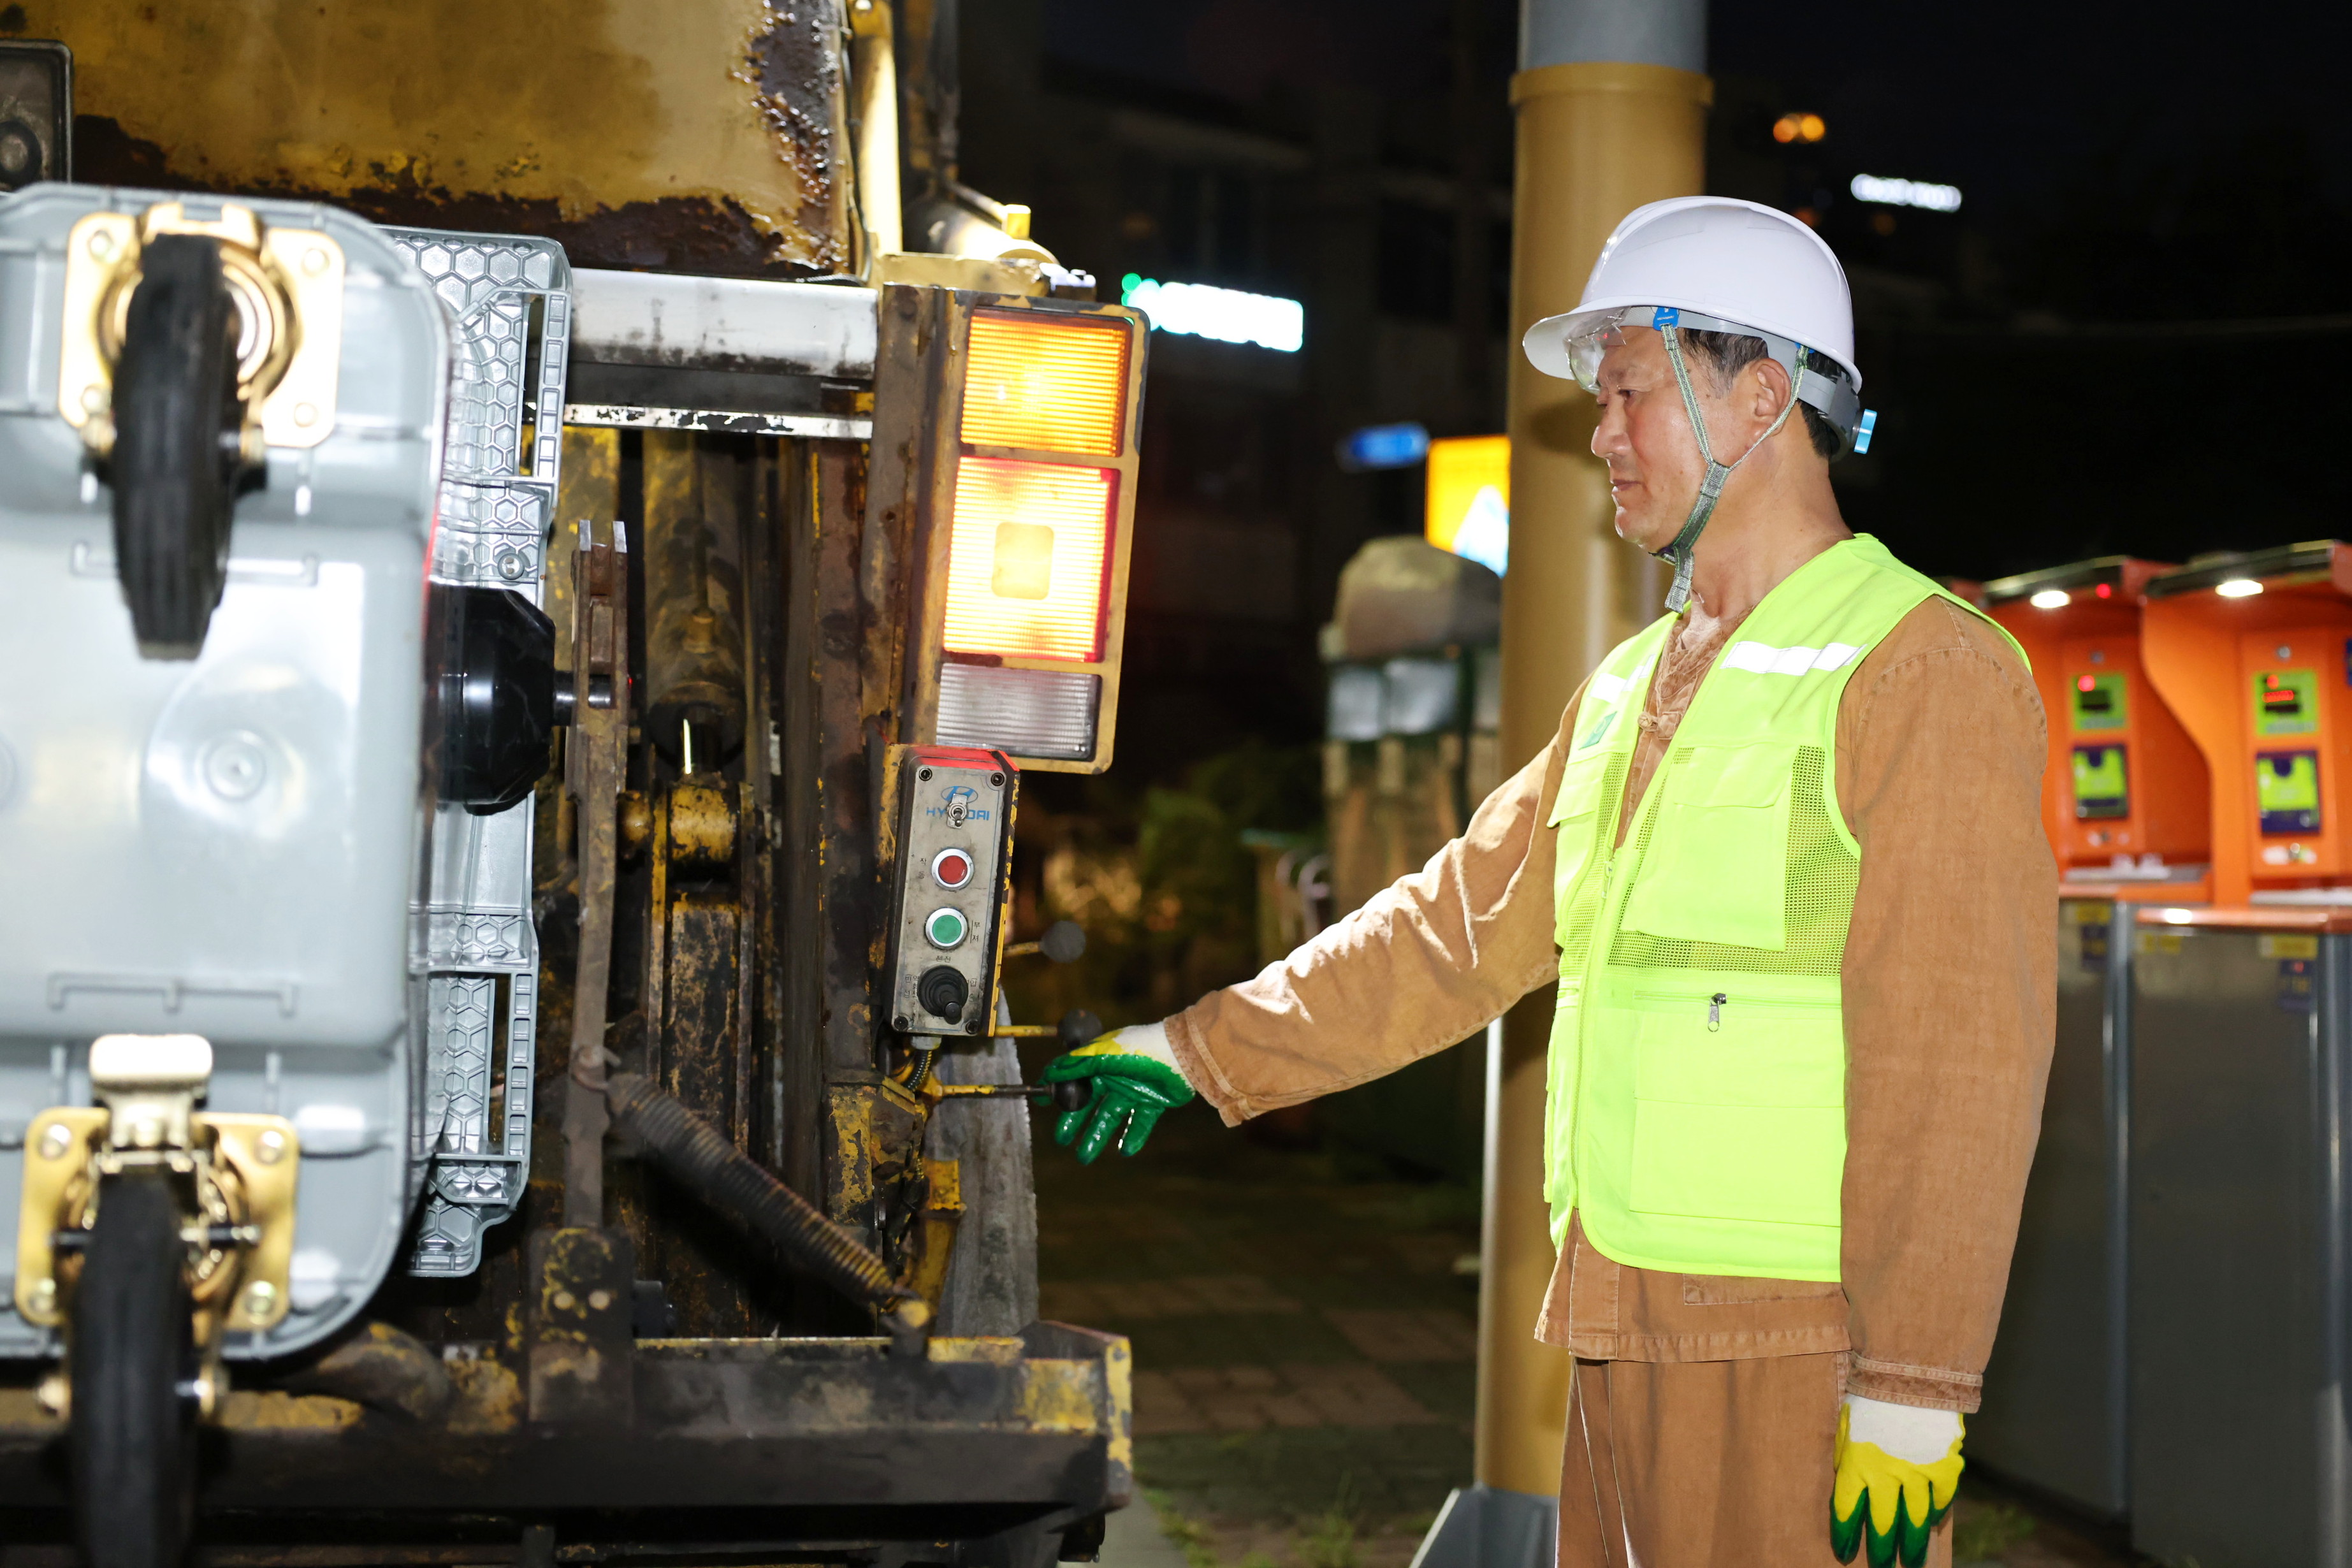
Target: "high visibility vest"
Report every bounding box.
[1543,535,2022,1280]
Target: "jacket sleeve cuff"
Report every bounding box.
[1163,1009,1255,1127]
[1845,1353,1984,1414]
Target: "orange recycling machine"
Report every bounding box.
[1971,557,2206,1521]
[1985,556,2210,889]
[2121,542,2352,1565]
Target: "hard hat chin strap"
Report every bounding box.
[1656,324,1800,613]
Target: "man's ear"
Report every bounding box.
[1748,357,1795,423]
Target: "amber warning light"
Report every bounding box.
[925,304,1145,772]
[961,311,1129,456]
[943,458,1114,661]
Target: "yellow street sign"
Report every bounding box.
[1425,435,1509,576]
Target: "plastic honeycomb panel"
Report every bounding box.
[410,794,539,1277]
[410,968,536,1277]
[434,481,549,592]
[386,224,571,1277]
[384,227,570,596]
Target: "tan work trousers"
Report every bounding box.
[1557,1354,1954,1568]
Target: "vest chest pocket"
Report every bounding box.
[1548,750,1614,948]
[1620,742,1796,950]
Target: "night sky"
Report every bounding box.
[1040,0,2351,578]
[1043,0,2352,319]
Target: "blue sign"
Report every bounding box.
[1336,422,1431,473]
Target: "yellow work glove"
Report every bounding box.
[1831,1397,1964,1568]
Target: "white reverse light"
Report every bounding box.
[2216,578,2264,598]
[2029,588,2070,609]
[1850,173,1963,214]
[1120,274,1303,353]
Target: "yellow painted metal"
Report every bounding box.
[904,1154,962,1313]
[1015,1358,1108,1432]
[848,0,904,258]
[1101,1335,1135,1481]
[1477,57,1711,1498]
[27,0,850,270]
[871,251,1056,298]
[58,202,344,453]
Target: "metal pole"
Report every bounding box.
[1481,0,1711,1504]
[850,0,905,259]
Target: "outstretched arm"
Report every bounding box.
[1164,721,1574,1126]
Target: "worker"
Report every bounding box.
[1041,196,2054,1568]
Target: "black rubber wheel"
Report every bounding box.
[110,232,242,658]
[70,1172,196,1568]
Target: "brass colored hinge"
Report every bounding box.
[14,1035,300,1374]
[57,200,347,457]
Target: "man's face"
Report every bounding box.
[1590,327,1713,554]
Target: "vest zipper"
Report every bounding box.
[1632,989,1839,1022]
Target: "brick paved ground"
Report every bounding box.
[1031,1099,2147,1568]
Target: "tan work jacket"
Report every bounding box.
[1166,593,2056,1411]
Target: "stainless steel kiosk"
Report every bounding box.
[1971,899,2135,1518]
[2121,545,2352,1565]
[1973,558,2207,1520]
[2128,908,2351,1566]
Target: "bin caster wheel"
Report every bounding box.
[70,1171,198,1568]
[108,231,247,659]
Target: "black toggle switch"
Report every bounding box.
[918,966,969,1024]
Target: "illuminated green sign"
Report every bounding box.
[2256,669,2318,736]
[2072,744,2128,820]
[2071,672,2127,733]
[2258,749,2321,835]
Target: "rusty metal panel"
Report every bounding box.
[525,1227,635,1426]
[40,0,853,276]
[648,890,762,1337]
[0,1326,1135,1521]
[808,440,896,1084]
[641,433,750,769]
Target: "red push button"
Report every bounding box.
[931,848,975,889]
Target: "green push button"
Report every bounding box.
[924,907,969,949]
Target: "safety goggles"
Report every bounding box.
[1565,305,1866,453]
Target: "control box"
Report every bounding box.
[884,746,1017,1036]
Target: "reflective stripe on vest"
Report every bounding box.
[1542,535,2025,1280]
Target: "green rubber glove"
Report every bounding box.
[1038,1024,1194,1163]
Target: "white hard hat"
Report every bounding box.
[1523,196,1865,444]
